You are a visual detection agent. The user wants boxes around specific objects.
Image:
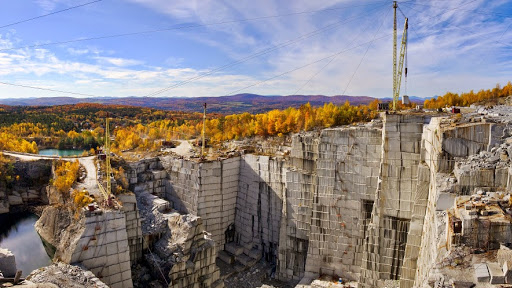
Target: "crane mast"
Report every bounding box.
[105,116,111,197]
[393,1,408,111]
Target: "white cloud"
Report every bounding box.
[67,47,90,55]
[164,56,185,67]
[34,0,59,12]
[94,56,144,67]
[0,0,511,99]
[0,35,261,97]
[34,0,77,12]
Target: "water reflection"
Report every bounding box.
[38,149,86,157]
[0,212,52,276]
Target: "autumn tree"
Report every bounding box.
[53,160,80,199]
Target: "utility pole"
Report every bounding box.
[202,103,206,157]
[105,116,111,198]
[393,1,398,111]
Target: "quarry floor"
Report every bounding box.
[218,260,296,288]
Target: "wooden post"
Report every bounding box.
[13,270,22,284]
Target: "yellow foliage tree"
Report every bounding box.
[0,132,38,153]
[53,160,80,198]
[71,189,93,219]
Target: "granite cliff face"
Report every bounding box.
[28,104,512,288]
[0,159,52,213]
[128,107,512,287]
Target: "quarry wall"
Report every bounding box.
[236,154,285,264]
[160,156,240,248]
[304,127,382,280]
[71,210,134,288]
[412,119,501,287]
[36,205,139,288]
[137,116,435,286]
[359,114,425,287]
[122,110,512,287]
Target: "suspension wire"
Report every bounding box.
[399,4,466,77]
[293,5,387,95]
[141,236,169,286]
[397,6,407,19]
[0,80,100,97]
[292,54,337,96]
[399,1,512,18]
[226,0,486,97]
[225,34,390,97]
[144,4,387,97]
[498,23,511,41]
[0,1,388,53]
[0,0,102,30]
[342,7,390,96]
[401,1,512,48]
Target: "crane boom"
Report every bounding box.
[394,17,408,109]
[393,2,397,110]
[392,1,408,111]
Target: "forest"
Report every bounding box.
[0,104,213,153]
[423,82,512,108]
[0,82,509,155]
[110,100,381,152]
[0,100,381,154]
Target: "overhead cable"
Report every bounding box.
[293,7,387,95]
[0,81,99,97]
[402,2,512,48]
[0,1,387,53]
[224,34,390,97]
[0,0,102,30]
[342,7,391,96]
[145,4,388,97]
[227,0,482,97]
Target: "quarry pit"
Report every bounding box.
[2,103,512,288]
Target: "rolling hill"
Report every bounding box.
[0,94,384,114]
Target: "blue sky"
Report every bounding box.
[0,0,510,99]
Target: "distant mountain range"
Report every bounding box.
[0,94,428,114]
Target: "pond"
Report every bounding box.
[0,212,52,276]
[38,149,86,157]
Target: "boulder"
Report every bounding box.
[0,201,9,214]
[8,192,23,205]
[0,247,17,277]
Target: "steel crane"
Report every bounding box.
[393,1,408,111]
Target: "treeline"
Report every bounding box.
[0,103,209,131]
[0,131,38,153]
[424,82,512,108]
[0,103,214,151]
[110,101,380,152]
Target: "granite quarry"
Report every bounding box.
[2,103,512,287]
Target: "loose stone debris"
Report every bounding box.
[25,262,108,288]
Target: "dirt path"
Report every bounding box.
[3,152,101,198]
[74,156,100,197]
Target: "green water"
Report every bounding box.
[38,149,85,157]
